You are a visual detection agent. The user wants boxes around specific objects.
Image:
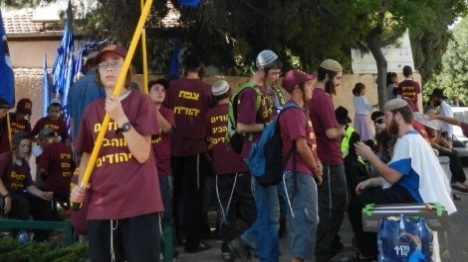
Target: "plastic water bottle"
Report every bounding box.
[16,229,29,246]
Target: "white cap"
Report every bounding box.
[255,50,278,68]
[212,80,230,96]
[49,98,62,106]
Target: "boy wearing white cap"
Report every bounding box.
[206,80,256,262]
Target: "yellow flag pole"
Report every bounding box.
[6,112,11,148]
[78,0,154,191]
[140,0,149,94]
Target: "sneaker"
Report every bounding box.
[228,237,252,262]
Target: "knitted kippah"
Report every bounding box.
[212,80,230,96]
[256,50,279,68]
[384,98,408,111]
[319,59,343,72]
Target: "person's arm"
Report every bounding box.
[0,180,11,214]
[355,141,403,184]
[156,109,173,133]
[296,137,320,174]
[26,185,53,201]
[355,177,385,195]
[325,127,346,140]
[237,122,265,133]
[70,152,90,204]
[428,114,461,126]
[106,96,151,163]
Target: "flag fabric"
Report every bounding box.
[74,42,84,81]
[42,53,50,117]
[0,8,15,108]
[169,39,180,75]
[178,0,200,7]
[52,19,74,98]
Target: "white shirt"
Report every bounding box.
[439,101,453,138]
[353,96,373,115]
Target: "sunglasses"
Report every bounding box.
[374,118,385,124]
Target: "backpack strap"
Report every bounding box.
[233,81,265,142]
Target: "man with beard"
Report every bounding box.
[307,59,347,262]
[431,88,453,142]
[348,98,456,261]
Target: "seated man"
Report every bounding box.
[349,98,456,261]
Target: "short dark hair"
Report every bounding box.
[213,89,231,102]
[391,105,413,124]
[317,66,337,82]
[263,58,283,71]
[386,72,397,86]
[402,66,412,77]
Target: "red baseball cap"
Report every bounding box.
[93,45,128,66]
[281,70,316,93]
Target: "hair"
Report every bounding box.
[375,130,396,163]
[298,82,310,115]
[402,66,412,77]
[183,63,206,79]
[352,83,365,96]
[317,67,338,95]
[95,66,133,88]
[41,132,56,141]
[390,105,413,124]
[48,103,62,111]
[386,72,397,86]
[11,132,32,163]
[263,58,283,72]
[213,89,231,102]
[147,80,165,93]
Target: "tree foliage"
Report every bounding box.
[424,17,468,101]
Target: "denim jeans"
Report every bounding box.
[284,171,319,260]
[241,177,280,262]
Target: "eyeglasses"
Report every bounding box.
[98,60,123,69]
[374,118,385,124]
[270,71,282,77]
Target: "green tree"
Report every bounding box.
[424,17,468,102]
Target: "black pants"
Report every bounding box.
[216,173,257,252]
[6,192,50,241]
[171,154,209,250]
[158,176,177,254]
[88,213,160,262]
[348,185,417,257]
[315,164,347,262]
[439,150,467,183]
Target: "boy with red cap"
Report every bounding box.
[280,70,322,262]
[0,98,33,154]
[70,45,163,262]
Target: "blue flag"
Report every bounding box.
[0,8,15,108]
[169,39,180,75]
[178,0,200,7]
[52,19,74,98]
[42,53,50,117]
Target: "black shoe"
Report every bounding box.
[228,237,252,262]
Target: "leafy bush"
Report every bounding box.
[0,236,88,262]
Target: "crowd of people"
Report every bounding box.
[0,45,462,262]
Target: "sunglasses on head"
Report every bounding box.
[374,118,384,124]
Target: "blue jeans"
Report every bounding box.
[284,171,319,260]
[241,177,280,262]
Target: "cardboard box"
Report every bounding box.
[362,203,449,232]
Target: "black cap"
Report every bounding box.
[335,106,351,125]
[371,111,384,122]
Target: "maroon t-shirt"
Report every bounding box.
[461,122,468,138]
[0,152,33,192]
[237,85,271,158]
[397,79,421,111]
[0,113,32,154]
[151,107,175,176]
[206,104,248,175]
[38,142,74,195]
[75,91,163,220]
[32,117,69,142]
[164,78,213,156]
[279,101,318,176]
[307,88,343,165]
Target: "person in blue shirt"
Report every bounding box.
[67,52,105,143]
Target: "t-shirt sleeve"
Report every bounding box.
[388,158,412,176]
[134,95,159,136]
[0,154,8,179]
[31,119,42,136]
[389,138,412,176]
[26,121,32,134]
[237,88,258,125]
[59,120,69,141]
[315,96,338,131]
[282,109,306,142]
[415,82,421,94]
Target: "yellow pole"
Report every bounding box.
[6,112,11,147]
[140,0,149,94]
[78,0,154,190]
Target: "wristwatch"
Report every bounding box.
[116,122,132,133]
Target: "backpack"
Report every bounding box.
[248,103,301,187]
[226,81,263,154]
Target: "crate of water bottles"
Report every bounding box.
[361,203,448,262]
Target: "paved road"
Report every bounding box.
[177,187,468,262]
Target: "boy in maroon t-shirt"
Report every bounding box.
[70,45,163,262]
[37,128,75,198]
[278,70,323,261]
[0,98,32,154]
[396,65,421,112]
[164,54,213,253]
[148,78,178,258]
[306,59,347,262]
[32,99,69,144]
[206,80,256,261]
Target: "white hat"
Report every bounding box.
[212,80,230,96]
[255,50,278,68]
[49,98,62,106]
